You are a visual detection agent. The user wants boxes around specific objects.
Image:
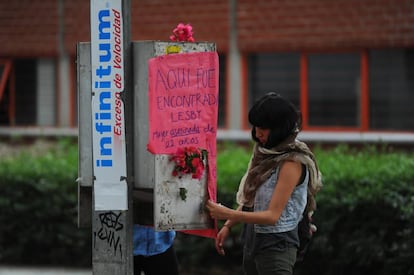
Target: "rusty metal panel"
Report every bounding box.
[77,42,93,188]
[154,155,212,230]
[132,41,156,189]
[77,42,93,228]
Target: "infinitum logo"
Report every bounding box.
[90,0,125,180]
[94,8,113,168]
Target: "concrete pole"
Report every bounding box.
[228,0,243,129]
[90,0,133,274]
[57,0,71,127]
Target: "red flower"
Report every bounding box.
[169,146,207,180]
[191,156,201,168]
[193,164,204,179]
[170,23,195,42]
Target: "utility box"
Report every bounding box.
[132,41,218,231]
[153,154,211,230]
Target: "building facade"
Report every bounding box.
[1,0,413,142]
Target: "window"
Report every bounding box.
[307,53,360,127]
[246,50,413,133]
[14,59,37,125]
[1,59,58,127]
[248,53,300,109]
[369,49,414,130]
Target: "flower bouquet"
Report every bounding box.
[169,146,207,180]
[169,23,195,42]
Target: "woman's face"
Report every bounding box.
[255,127,270,146]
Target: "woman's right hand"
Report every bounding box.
[215,225,231,255]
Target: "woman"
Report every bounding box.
[206,92,322,275]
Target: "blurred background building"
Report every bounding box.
[0,0,413,143]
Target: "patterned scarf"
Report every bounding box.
[236,138,322,213]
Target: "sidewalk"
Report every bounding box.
[0,267,91,275]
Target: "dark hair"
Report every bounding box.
[249,92,302,148]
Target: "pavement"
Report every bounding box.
[0,267,91,275]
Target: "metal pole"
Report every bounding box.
[122,0,134,272]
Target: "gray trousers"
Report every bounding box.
[243,246,297,275]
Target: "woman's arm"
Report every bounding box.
[207,160,302,225]
[221,204,243,228]
[214,204,243,255]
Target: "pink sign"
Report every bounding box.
[148,51,219,238]
[147,51,219,155]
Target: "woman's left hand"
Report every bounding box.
[206,200,232,220]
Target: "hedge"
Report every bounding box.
[0,139,91,267]
[298,145,414,275]
[0,140,413,275]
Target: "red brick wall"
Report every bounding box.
[0,0,414,57]
[237,0,414,52]
[64,0,90,54]
[131,0,229,52]
[0,0,59,57]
